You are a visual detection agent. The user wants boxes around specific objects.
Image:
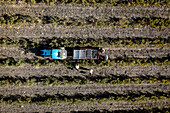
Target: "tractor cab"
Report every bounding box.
[41,47,67,59]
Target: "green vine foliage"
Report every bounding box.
[0,75,169,86]
[0,15,170,29]
[0,92,169,105]
[0,15,39,25]
[0,57,169,67]
[0,38,169,48]
[43,17,170,28]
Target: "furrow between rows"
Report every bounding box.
[0,5,169,18]
[0,100,169,112]
[0,64,169,77]
[0,25,169,39]
[105,48,170,59]
[0,84,169,97]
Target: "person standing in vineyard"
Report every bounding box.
[89,69,93,75]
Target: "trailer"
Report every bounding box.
[73,48,98,59]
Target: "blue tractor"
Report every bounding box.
[41,47,107,60]
[41,47,67,60]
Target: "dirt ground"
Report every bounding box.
[0,64,169,78]
[0,83,169,97]
[0,4,169,18]
[0,25,169,39]
[0,3,169,112]
[0,100,169,112]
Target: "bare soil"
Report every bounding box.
[0,25,169,39]
[0,64,169,78]
[0,100,169,112]
[105,47,169,59]
[0,4,169,18]
[0,46,38,59]
[0,84,169,97]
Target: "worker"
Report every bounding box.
[89,69,93,75]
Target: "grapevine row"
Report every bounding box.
[0,15,169,28]
[0,14,39,25]
[0,75,169,86]
[43,16,170,28]
[0,56,169,67]
[0,38,169,48]
[0,91,169,105]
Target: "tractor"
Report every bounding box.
[41,47,108,60]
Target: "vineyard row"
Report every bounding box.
[0,56,169,67]
[0,75,169,86]
[0,91,169,105]
[0,38,169,48]
[0,15,169,28]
